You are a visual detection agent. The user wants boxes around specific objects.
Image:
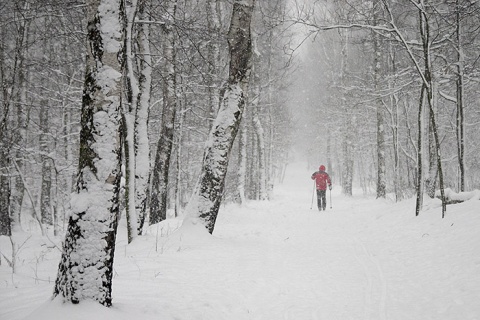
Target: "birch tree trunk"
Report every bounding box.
[174,94,186,217]
[415,85,425,216]
[418,1,446,216]
[53,0,124,306]
[0,114,11,236]
[455,0,465,192]
[184,0,255,234]
[373,0,386,199]
[123,0,142,243]
[340,30,354,196]
[1,1,31,235]
[251,82,267,200]
[123,0,139,243]
[251,98,268,200]
[205,0,222,123]
[150,0,177,225]
[265,28,275,200]
[425,115,438,198]
[134,0,152,234]
[11,17,30,230]
[237,106,247,204]
[40,100,52,225]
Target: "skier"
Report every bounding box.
[311,165,332,211]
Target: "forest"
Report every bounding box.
[1,0,480,311]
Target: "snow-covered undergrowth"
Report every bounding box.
[1,162,479,320]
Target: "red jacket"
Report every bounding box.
[311,170,331,191]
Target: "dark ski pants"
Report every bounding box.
[316,189,327,211]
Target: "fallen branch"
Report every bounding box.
[435,188,480,204]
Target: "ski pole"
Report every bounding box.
[329,188,332,209]
[310,181,315,209]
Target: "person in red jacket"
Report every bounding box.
[311,165,332,211]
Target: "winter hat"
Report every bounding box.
[319,165,325,171]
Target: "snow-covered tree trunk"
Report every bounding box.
[418,1,446,216]
[415,85,426,216]
[373,0,386,199]
[425,115,438,198]
[184,0,255,234]
[387,40,401,201]
[0,115,11,236]
[12,29,29,230]
[237,106,247,204]
[251,82,267,200]
[249,127,259,199]
[63,106,74,192]
[40,100,52,225]
[150,0,177,225]
[53,0,124,306]
[265,28,275,200]
[205,0,222,124]
[340,30,354,196]
[455,0,465,192]
[133,0,151,234]
[123,0,139,243]
[1,2,31,235]
[174,98,186,217]
[391,92,401,201]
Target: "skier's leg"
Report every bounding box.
[316,190,322,210]
[321,190,327,210]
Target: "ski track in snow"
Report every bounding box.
[1,161,480,320]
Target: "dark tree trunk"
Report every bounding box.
[415,85,425,217]
[455,0,465,192]
[418,3,446,217]
[150,0,177,225]
[40,101,52,225]
[0,118,11,236]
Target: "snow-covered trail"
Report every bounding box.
[211,163,394,320]
[1,161,479,320]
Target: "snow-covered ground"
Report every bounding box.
[1,162,479,320]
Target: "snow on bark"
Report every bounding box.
[373,2,386,199]
[53,0,124,306]
[205,0,222,123]
[184,84,246,231]
[40,101,53,225]
[251,84,267,201]
[237,109,247,204]
[183,0,255,234]
[134,0,152,234]
[124,113,138,243]
[0,137,11,236]
[124,0,139,243]
[150,0,177,225]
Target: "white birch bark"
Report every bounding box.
[124,0,139,243]
[206,0,222,123]
[373,0,386,199]
[265,28,275,200]
[340,29,354,196]
[54,0,124,306]
[455,0,465,192]
[237,106,247,204]
[40,100,52,225]
[251,82,267,200]
[134,0,151,233]
[183,0,255,234]
[150,0,177,224]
